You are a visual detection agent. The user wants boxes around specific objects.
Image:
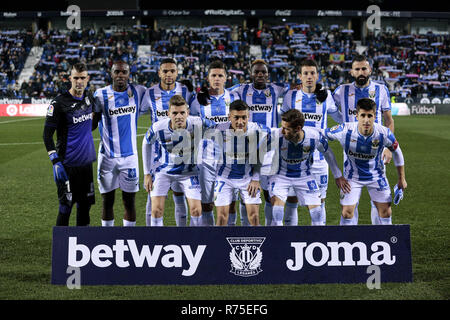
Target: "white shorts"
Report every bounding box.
[287,171,328,201]
[151,172,201,200]
[260,175,271,191]
[214,176,262,207]
[269,175,321,206]
[340,176,392,206]
[97,152,139,194]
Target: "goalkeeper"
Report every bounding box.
[42,62,96,226]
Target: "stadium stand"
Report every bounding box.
[0,23,448,101]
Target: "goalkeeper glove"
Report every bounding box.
[314,83,328,103]
[197,85,210,106]
[49,152,68,183]
[179,79,194,93]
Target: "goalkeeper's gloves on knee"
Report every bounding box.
[49,151,68,183]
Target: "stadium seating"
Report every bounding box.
[0,24,448,101]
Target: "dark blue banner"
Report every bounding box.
[52,225,412,285]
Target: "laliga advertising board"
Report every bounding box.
[52,226,413,285]
[0,104,48,116]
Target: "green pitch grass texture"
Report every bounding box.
[0,115,448,300]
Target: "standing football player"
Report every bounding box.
[324,98,406,225]
[231,59,289,226]
[92,60,149,227]
[144,58,193,226]
[332,54,394,225]
[190,59,239,226]
[43,62,96,226]
[281,59,343,225]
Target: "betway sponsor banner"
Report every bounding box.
[0,104,48,116]
[409,104,450,115]
[52,225,412,285]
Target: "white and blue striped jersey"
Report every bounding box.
[273,127,329,178]
[94,84,149,158]
[332,80,391,124]
[146,82,193,124]
[324,122,399,182]
[231,83,289,128]
[281,88,338,172]
[144,116,216,176]
[216,121,271,180]
[190,89,237,123]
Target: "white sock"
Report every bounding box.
[370,201,381,225]
[352,203,359,225]
[379,216,392,225]
[190,215,202,226]
[123,219,136,227]
[264,202,273,226]
[228,212,237,226]
[240,203,250,226]
[102,219,114,227]
[320,202,326,225]
[284,202,298,226]
[151,216,163,226]
[272,205,284,226]
[340,217,356,225]
[201,211,215,226]
[173,195,187,226]
[309,206,323,226]
[145,194,152,226]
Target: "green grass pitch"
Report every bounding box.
[0,115,448,300]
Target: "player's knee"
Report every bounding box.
[102,191,115,209]
[342,207,355,219]
[190,206,202,217]
[378,206,392,218]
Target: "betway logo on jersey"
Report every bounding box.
[348,149,375,160]
[73,113,93,124]
[156,110,169,118]
[286,240,396,270]
[68,237,205,276]
[304,113,323,122]
[249,105,272,112]
[108,106,136,116]
[348,109,358,116]
[282,156,307,164]
[206,115,229,123]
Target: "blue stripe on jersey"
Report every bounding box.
[269,86,277,127]
[277,136,283,175]
[321,99,327,129]
[354,87,368,117]
[306,138,315,175]
[228,135,246,179]
[291,90,297,111]
[211,96,226,116]
[344,85,350,122]
[374,133,385,178]
[374,85,381,123]
[345,129,353,179]
[302,93,316,113]
[130,84,139,130]
[286,142,303,178]
[102,89,114,157]
[355,135,372,180]
[149,89,158,123]
[156,130,168,172]
[114,91,133,156]
[161,91,171,111]
[182,87,187,100]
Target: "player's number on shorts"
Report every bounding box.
[214,181,225,193]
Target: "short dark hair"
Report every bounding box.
[208,59,227,74]
[251,59,268,71]
[299,59,319,73]
[229,99,249,112]
[352,54,369,66]
[160,58,177,66]
[169,95,187,108]
[71,62,87,73]
[281,109,305,129]
[356,98,377,113]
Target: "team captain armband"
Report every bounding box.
[387,140,399,152]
